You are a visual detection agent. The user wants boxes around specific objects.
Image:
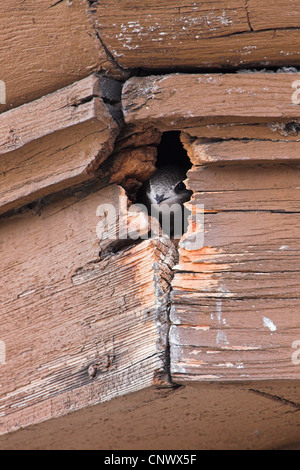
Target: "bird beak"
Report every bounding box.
[155,194,165,204]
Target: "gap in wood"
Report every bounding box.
[133,65,300,78]
[135,130,192,245]
[157,131,192,240]
[156,131,191,172]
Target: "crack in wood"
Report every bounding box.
[94,30,130,79]
[192,25,300,43]
[48,0,65,9]
[249,389,300,410]
[244,0,254,32]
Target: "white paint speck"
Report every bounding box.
[216,300,222,323]
[216,331,229,345]
[18,288,36,298]
[263,316,277,332]
[279,245,289,250]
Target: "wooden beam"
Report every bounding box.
[247,0,300,30]
[0,75,121,155]
[181,136,300,165]
[122,73,300,130]
[2,381,300,449]
[0,0,124,113]
[95,0,300,70]
[170,163,300,382]
[0,184,177,435]
[187,164,300,211]
[180,121,300,141]
[0,75,122,216]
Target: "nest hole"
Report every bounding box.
[155,131,191,172]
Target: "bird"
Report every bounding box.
[137,165,192,238]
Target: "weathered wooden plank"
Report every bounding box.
[122,73,300,129]
[95,0,300,70]
[0,76,122,216]
[0,120,108,216]
[170,161,300,382]
[181,138,300,165]
[0,0,125,113]
[248,0,300,30]
[0,184,177,434]
[0,75,121,155]
[181,121,300,141]
[172,270,300,299]
[187,164,300,211]
[108,146,158,195]
[171,342,300,380]
[170,298,300,330]
[176,212,300,272]
[2,381,300,449]
[171,280,300,379]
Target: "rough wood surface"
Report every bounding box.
[0,184,177,435]
[2,1,300,113]
[95,123,161,198]
[0,0,122,113]
[247,0,300,30]
[181,121,300,141]
[170,162,300,382]
[95,0,300,70]
[188,164,300,211]
[0,75,121,155]
[181,136,300,165]
[0,76,122,216]
[2,381,300,450]
[122,73,300,130]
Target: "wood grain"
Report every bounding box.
[181,137,300,165]
[181,121,300,141]
[170,162,300,382]
[248,0,300,30]
[2,381,300,449]
[187,164,300,211]
[122,73,300,129]
[0,0,121,113]
[0,76,121,216]
[95,0,300,70]
[0,75,121,155]
[0,185,177,434]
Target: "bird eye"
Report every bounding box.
[174,181,186,192]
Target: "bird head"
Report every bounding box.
[145,165,192,208]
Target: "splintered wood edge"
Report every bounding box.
[0,0,129,113]
[122,73,300,128]
[181,133,300,165]
[0,75,121,155]
[169,163,300,382]
[0,75,124,215]
[0,183,178,433]
[95,0,300,70]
